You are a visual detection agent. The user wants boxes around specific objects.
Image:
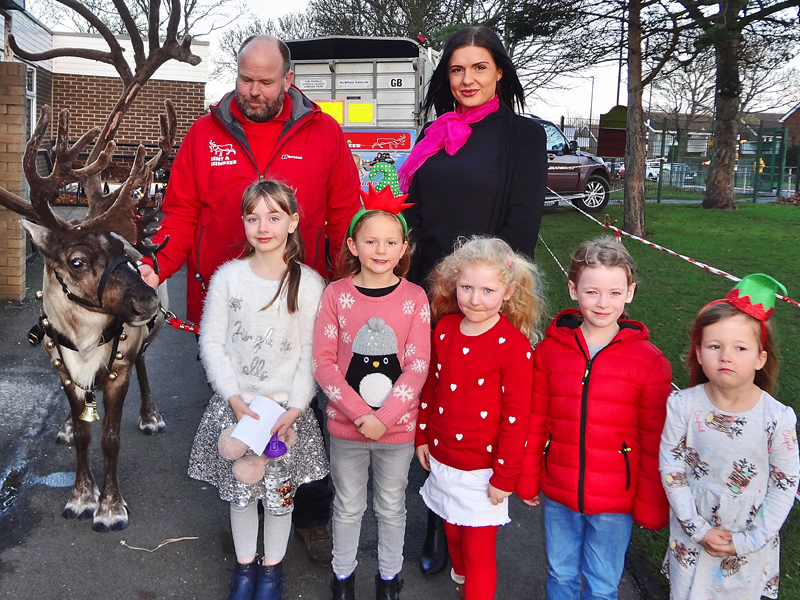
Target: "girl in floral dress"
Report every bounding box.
[659,274,800,599]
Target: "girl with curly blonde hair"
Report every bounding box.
[416,236,545,600]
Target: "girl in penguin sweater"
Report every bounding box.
[416,236,545,600]
[313,184,430,600]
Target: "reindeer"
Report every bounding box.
[0,0,201,531]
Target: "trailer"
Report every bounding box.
[287,36,439,194]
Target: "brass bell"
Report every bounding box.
[45,340,55,349]
[35,291,43,300]
[78,399,100,422]
[63,378,72,387]
[41,318,50,328]
[119,332,128,341]
[115,351,124,360]
[52,358,62,368]
[108,372,118,381]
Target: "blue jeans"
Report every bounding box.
[544,496,633,600]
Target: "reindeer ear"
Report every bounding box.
[20,220,53,254]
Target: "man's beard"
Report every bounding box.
[236,86,286,123]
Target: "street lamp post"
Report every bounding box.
[589,76,595,129]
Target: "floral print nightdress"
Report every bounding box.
[659,385,799,600]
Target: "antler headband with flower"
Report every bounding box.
[348,183,414,238]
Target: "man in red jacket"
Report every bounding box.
[140,35,361,564]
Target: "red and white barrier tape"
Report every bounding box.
[550,189,800,310]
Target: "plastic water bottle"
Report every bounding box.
[264,433,294,515]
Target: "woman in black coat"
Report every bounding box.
[399,24,547,579]
[400,26,548,285]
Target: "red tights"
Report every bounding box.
[443,520,498,600]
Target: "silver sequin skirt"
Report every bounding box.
[188,394,329,506]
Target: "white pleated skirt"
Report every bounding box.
[420,455,510,527]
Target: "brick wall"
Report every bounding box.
[51,73,205,146]
[0,61,28,301]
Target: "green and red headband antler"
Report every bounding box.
[348,183,414,238]
[701,273,787,344]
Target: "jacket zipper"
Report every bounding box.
[544,432,553,474]
[195,226,207,292]
[619,441,632,490]
[576,333,620,514]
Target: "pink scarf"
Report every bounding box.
[397,95,500,192]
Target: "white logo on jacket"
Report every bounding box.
[209,140,237,166]
[281,154,303,160]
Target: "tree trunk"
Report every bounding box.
[624,0,646,235]
[702,1,744,209]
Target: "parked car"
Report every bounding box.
[528,116,611,212]
[646,161,697,184]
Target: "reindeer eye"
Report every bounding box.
[70,258,84,269]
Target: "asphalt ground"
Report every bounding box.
[0,209,662,599]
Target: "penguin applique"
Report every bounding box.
[345,317,402,409]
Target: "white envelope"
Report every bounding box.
[230,396,286,456]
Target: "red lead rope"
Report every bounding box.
[159,306,200,335]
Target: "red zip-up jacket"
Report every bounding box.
[516,309,672,530]
[148,87,361,323]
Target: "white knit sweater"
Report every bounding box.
[199,259,324,410]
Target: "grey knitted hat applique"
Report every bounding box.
[351,317,398,356]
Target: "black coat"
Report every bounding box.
[404,107,547,284]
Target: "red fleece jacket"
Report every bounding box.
[147,87,360,323]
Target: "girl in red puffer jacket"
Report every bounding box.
[517,237,672,600]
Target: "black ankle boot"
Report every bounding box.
[228,558,258,600]
[375,574,402,600]
[254,561,285,600]
[419,509,448,575]
[331,572,356,600]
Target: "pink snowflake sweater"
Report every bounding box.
[416,313,534,492]
[313,276,431,444]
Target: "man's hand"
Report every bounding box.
[699,528,735,557]
[354,412,388,441]
[488,484,512,505]
[138,263,160,289]
[228,395,259,422]
[272,408,302,445]
[416,444,431,471]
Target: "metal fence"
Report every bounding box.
[556,116,799,203]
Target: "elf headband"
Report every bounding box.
[699,273,787,345]
[348,183,414,238]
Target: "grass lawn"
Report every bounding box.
[535,201,800,595]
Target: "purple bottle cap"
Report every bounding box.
[264,432,287,458]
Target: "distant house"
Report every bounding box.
[0,4,208,300]
[780,101,800,147]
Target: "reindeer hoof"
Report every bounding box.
[63,484,99,520]
[93,497,129,532]
[56,416,75,445]
[139,414,166,435]
[62,504,96,520]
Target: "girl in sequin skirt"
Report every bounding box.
[188,180,328,600]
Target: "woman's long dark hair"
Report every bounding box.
[240,180,306,314]
[422,26,526,117]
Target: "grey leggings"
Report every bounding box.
[230,500,292,561]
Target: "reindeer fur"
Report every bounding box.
[24,221,166,531]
